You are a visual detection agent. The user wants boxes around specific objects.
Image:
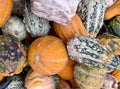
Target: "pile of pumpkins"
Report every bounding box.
[1,0,120,89]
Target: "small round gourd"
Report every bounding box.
[74,63,105,89]
[77,0,107,37]
[67,34,120,72]
[0,35,27,76]
[0,0,13,27]
[2,16,27,41]
[25,69,55,89]
[28,35,68,75]
[23,1,50,37]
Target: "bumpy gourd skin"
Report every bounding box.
[77,0,107,37]
[67,34,120,72]
[23,1,50,37]
[74,63,106,89]
[0,0,13,27]
[0,35,27,76]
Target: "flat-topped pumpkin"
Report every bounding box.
[28,35,68,75]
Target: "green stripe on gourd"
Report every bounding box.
[23,1,51,37]
[67,34,120,72]
[77,0,107,37]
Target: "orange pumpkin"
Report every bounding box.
[0,73,4,82]
[28,35,68,75]
[57,58,76,80]
[57,79,71,89]
[0,0,13,27]
[53,14,89,43]
[111,69,120,82]
[25,69,55,89]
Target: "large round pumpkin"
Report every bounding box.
[28,35,68,75]
[0,0,13,27]
[25,69,55,89]
[53,14,89,43]
[0,35,27,76]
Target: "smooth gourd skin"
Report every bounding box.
[28,35,68,75]
[53,14,89,43]
[0,0,13,27]
[105,0,120,20]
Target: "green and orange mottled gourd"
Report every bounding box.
[53,14,89,43]
[28,35,68,75]
[99,33,120,55]
[0,35,27,76]
[0,0,13,27]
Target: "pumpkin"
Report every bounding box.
[57,58,76,80]
[102,74,118,89]
[0,73,4,82]
[1,16,27,41]
[57,79,71,89]
[5,75,25,89]
[111,69,120,82]
[28,35,68,75]
[31,0,80,25]
[105,0,120,20]
[23,1,50,37]
[0,0,13,27]
[74,63,106,89]
[99,33,120,55]
[53,14,89,43]
[107,16,120,37]
[0,35,27,76]
[77,0,107,37]
[25,69,55,89]
[105,0,117,8]
[67,34,120,72]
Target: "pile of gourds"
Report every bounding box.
[1,0,120,89]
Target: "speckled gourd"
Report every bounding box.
[0,35,27,76]
[67,34,120,72]
[2,16,27,41]
[77,0,107,37]
[74,63,106,89]
[23,1,50,37]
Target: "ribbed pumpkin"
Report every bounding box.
[99,33,120,55]
[67,34,120,72]
[77,0,107,37]
[0,0,13,27]
[25,69,55,89]
[0,35,27,76]
[105,0,120,20]
[53,14,89,43]
[111,69,120,82]
[107,16,120,37]
[28,35,68,75]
